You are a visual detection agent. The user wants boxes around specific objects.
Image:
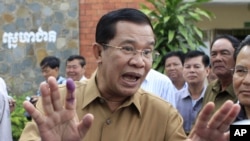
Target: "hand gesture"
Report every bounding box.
[23,77,94,141]
[8,97,16,113]
[188,100,240,141]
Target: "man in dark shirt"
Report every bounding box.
[202,35,240,112]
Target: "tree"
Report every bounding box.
[140,0,214,72]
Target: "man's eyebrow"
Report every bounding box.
[220,49,231,52]
[235,65,245,68]
[211,49,231,52]
[119,39,155,45]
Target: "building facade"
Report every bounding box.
[0,0,249,95]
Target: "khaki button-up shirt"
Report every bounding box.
[202,80,238,113]
[20,74,187,141]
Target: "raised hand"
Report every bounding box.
[188,100,240,141]
[23,77,94,141]
[8,97,16,113]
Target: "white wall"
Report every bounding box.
[197,4,250,30]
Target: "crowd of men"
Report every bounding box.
[1,7,250,141]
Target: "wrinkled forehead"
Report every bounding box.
[211,38,235,51]
[236,45,250,62]
[112,21,155,46]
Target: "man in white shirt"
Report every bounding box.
[0,77,13,141]
[141,69,176,107]
[164,51,187,93]
[66,55,87,81]
[0,77,15,112]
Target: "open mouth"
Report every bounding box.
[121,72,142,87]
[122,72,141,82]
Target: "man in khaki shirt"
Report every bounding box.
[202,35,240,113]
[20,74,186,141]
[20,8,240,141]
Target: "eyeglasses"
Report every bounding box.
[231,66,249,77]
[102,44,160,60]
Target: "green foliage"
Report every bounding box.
[140,0,214,72]
[10,94,29,141]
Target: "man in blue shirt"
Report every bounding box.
[175,50,210,135]
[25,56,65,120]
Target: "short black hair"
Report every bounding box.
[40,56,60,69]
[95,8,153,46]
[210,34,240,50]
[164,51,185,66]
[184,50,210,67]
[66,55,86,67]
[234,35,250,60]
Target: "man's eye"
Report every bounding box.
[222,52,229,55]
[236,69,245,73]
[210,52,216,57]
[143,49,152,55]
[235,68,248,76]
[121,46,134,52]
[173,63,180,66]
[194,65,201,69]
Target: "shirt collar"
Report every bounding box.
[212,80,235,98]
[181,86,206,100]
[235,104,247,121]
[81,69,142,116]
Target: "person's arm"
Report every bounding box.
[8,96,15,113]
[187,100,240,141]
[0,94,5,123]
[0,78,15,113]
[22,77,93,141]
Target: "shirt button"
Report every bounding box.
[99,98,105,104]
[106,119,111,125]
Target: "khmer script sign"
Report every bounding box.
[2,27,57,49]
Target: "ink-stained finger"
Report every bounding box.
[65,78,76,110]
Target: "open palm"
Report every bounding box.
[23,77,93,141]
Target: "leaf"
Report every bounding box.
[178,3,192,12]
[178,26,188,39]
[193,26,203,38]
[187,39,196,49]
[168,30,175,43]
[140,8,152,15]
[177,15,185,25]
[189,11,202,21]
[179,43,188,53]
[196,0,212,4]
[140,0,213,71]
[195,8,215,20]
[164,16,170,23]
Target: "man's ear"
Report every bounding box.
[205,66,210,76]
[93,43,103,63]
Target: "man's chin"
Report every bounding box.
[215,72,232,78]
[121,87,139,96]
